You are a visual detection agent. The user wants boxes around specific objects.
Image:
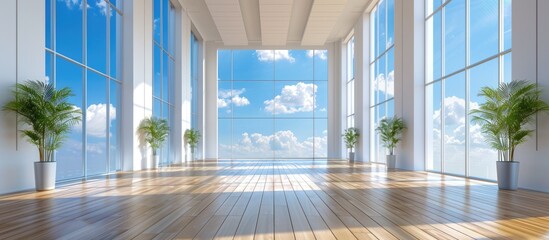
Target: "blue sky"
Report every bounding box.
[217,50,328,159]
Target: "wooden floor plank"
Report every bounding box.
[0,160,548,239]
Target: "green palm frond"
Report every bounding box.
[470,80,549,162]
[375,116,406,155]
[184,129,201,150]
[342,128,359,151]
[3,80,82,162]
[139,117,170,156]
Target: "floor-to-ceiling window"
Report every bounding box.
[153,0,175,166]
[45,0,122,181]
[191,32,199,130]
[370,0,395,163]
[346,37,356,129]
[218,50,328,159]
[425,0,512,180]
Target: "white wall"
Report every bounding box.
[353,13,371,162]
[0,0,45,194]
[513,0,549,192]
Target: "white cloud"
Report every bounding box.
[264,82,317,114]
[95,0,111,16]
[306,50,328,60]
[218,88,250,109]
[219,130,327,159]
[75,103,117,138]
[373,70,394,97]
[256,50,295,63]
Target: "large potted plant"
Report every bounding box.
[471,80,549,190]
[139,117,169,169]
[342,127,359,162]
[376,116,406,169]
[184,128,201,161]
[3,80,81,191]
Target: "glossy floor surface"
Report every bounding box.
[1,160,549,239]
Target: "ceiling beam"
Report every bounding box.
[301,0,347,46]
[259,0,293,46]
[205,0,248,45]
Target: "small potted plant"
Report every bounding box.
[471,80,549,190]
[342,127,359,162]
[139,117,169,169]
[184,129,201,161]
[376,116,406,169]
[3,80,82,191]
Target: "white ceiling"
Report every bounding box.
[180,0,372,46]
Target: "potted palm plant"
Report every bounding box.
[184,129,201,161]
[342,127,359,162]
[471,80,549,190]
[376,116,406,169]
[139,117,169,169]
[3,80,81,191]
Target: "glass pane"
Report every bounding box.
[46,52,53,84]
[347,80,355,116]
[153,0,161,43]
[469,0,499,65]
[110,11,120,79]
[87,0,107,74]
[233,50,274,80]
[274,119,314,159]
[56,0,83,62]
[86,71,108,176]
[232,81,273,118]
[315,81,328,118]
[275,50,313,80]
[153,98,162,117]
[153,44,161,98]
[162,53,169,101]
[218,119,232,159]
[386,48,395,99]
[444,0,465,75]
[218,81,233,118]
[426,82,442,172]
[378,0,387,55]
[503,0,512,51]
[169,58,175,104]
[109,81,121,172]
[387,0,394,47]
[218,50,232,80]
[55,57,84,180]
[314,119,328,158]
[46,0,52,49]
[232,119,274,159]
[313,50,328,81]
[273,81,315,118]
[168,4,175,56]
[375,55,387,104]
[426,11,442,83]
[162,0,169,49]
[443,72,466,176]
[504,52,512,83]
[348,38,355,80]
[469,58,499,180]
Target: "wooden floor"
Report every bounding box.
[1,160,549,239]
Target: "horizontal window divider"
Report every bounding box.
[47,49,118,80]
[369,45,395,65]
[217,80,328,82]
[428,49,512,84]
[370,97,395,108]
[105,1,123,16]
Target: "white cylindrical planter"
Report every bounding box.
[386,155,397,169]
[34,162,57,191]
[496,161,519,190]
[349,152,355,162]
[153,155,160,169]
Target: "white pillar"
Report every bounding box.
[203,42,218,160]
[175,7,192,163]
[394,0,425,170]
[513,0,549,192]
[121,0,153,171]
[0,0,45,194]
[354,13,371,162]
